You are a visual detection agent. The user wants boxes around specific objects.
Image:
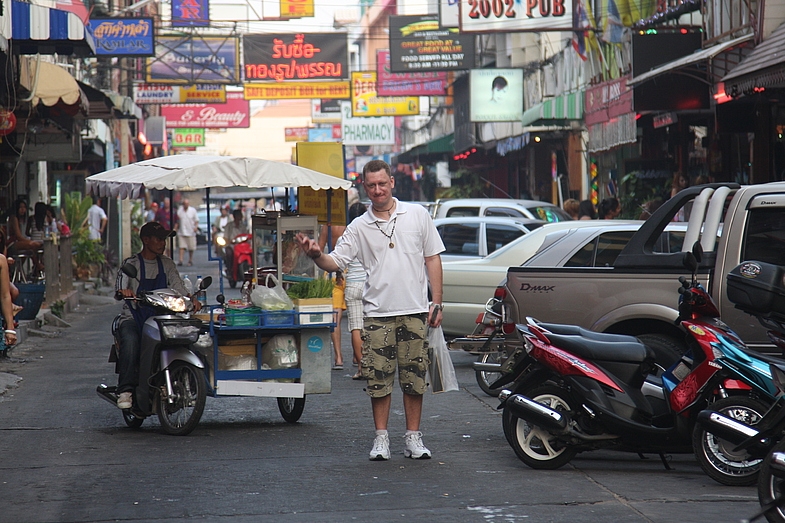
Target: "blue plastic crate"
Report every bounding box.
[262,310,295,326]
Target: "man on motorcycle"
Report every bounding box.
[114,221,200,409]
[222,209,248,275]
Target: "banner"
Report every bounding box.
[243,33,348,82]
[297,142,346,224]
[161,91,249,128]
[389,15,474,73]
[147,35,239,84]
[285,127,310,141]
[311,99,342,123]
[172,0,209,27]
[459,0,572,32]
[376,50,447,96]
[244,81,350,100]
[133,84,227,104]
[351,71,419,117]
[341,101,395,145]
[87,18,154,56]
[469,68,523,122]
[280,0,314,18]
[172,128,206,147]
[308,126,341,142]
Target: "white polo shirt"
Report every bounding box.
[329,199,444,318]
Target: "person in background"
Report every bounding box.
[297,159,444,461]
[87,197,107,242]
[562,199,580,220]
[578,200,597,220]
[174,198,198,266]
[345,200,368,380]
[0,253,17,352]
[7,199,42,253]
[670,172,689,221]
[223,209,248,273]
[145,202,158,223]
[212,206,230,237]
[155,197,172,229]
[598,197,622,219]
[28,202,49,242]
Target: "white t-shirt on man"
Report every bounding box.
[177,206,199,237]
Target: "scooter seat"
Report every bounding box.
[539,323,639,344]
[545,332,654,364]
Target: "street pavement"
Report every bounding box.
[0,245,762,523]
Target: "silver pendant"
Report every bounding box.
[389,242,394,249]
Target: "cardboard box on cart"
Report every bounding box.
[293,298,334,325]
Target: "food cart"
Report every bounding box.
[86,155,352,423]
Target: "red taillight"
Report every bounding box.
[475,313,484,324]
[494,287,507,300]
[502,323,515,335]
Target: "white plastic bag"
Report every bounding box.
[263,334,299,369]
[251,274,295,311]
[428,326,459,393]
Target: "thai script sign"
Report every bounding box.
[161,91,249,128]
[172,128,206,147]
[243,33,348,82]
[147,36,239,84]
[280,0,314,18]
[459,0,572,32]
[87,18,154,56]
[351,71,419,117]
[133,83,227,104]
[376,50,447,96]
[285,127,310,141]
[389,15,474,73]
[341,101,395,145]
[243,81,350,100]
[172,0,209,27]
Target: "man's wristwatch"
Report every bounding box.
[431,303,444,313]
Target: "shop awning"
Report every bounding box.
[397,133,454,163]
[628,34,754,87]
[19,57,85,109]
[78,82,143,120]
[10,0,95,56]
[723,22,785,94]
[521,91,584,127]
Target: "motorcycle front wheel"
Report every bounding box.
[693,395,767,486]
[476,351,506,397]
[277,396,306,423]
[508,385,578,469]
[759,441,785,523]
[156,362,206,436]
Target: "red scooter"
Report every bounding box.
[224,233,252,289]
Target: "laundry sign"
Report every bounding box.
[340,101,395,146]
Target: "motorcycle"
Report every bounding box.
[96,263,212,436]
[498,245,777,484]
[213,228,226,257]
[224,232,252,289]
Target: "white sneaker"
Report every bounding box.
[117,392,133,410]
[369,433,391,461]
[404,431,431,459]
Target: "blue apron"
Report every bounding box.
[130,253,167,332]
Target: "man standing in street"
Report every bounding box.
[174,198,198,266]
[297,159,444,461]
[87,197,107,242]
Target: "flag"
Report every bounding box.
[572,0,595,61]
[601,0,625,44]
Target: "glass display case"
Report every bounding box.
[252,213,318,285]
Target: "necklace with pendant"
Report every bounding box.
[373,217,397,248]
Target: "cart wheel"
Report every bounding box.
[278,396,305,423]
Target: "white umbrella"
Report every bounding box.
[86,155,352,199]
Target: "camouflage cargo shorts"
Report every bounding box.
[360,314,430,397]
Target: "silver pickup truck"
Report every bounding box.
[471,182,785,360]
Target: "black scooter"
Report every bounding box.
[96,264,212,436]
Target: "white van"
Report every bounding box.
[432,198,572,223]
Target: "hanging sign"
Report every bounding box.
[243,33,348,82]
[243,81,350,100]
[341,101,395,145]
[133,83,227,104]
[458,0,572,32]
[172,0,209,27]
[172,128,206,147]
[351,71,419,117]
[161,92,249,128]
[147,36,240,84]
[389,15,475,73]
[376,50,447,96]
[88,18,154,56]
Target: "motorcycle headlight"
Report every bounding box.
[216,236,227,246]
[144,292,192,313]
[158,319,203,343]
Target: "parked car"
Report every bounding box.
[435,216,547,262]
[440,220,688,337]
[432,198,572,223]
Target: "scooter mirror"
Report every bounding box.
[200,276,213,290]
[682,252,698,273]
[216,294,226,305]
[121,262,138,280]
[691,241,703,264]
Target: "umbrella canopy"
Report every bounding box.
[86,155,352,199]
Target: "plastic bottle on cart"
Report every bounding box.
[195,275,207,306]
[182,274,194,295]
[241,279,252,305]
